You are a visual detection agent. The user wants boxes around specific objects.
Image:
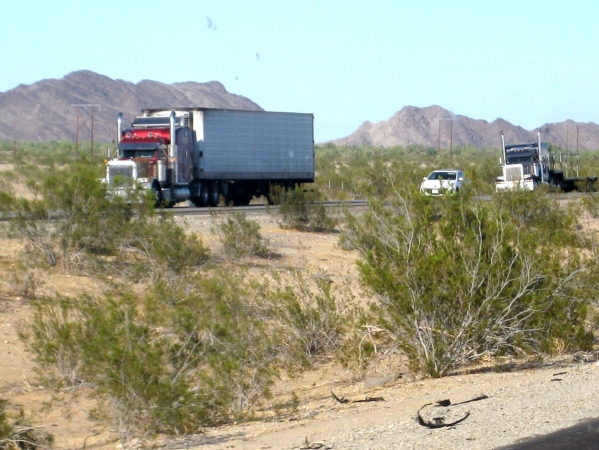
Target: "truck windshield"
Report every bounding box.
[121,149,156,158]
[132,117,183,127]
[506,151,533,165]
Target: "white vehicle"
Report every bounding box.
[420,169,465,196]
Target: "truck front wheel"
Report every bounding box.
[152,184,162,208]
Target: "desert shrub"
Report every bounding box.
[8,264,43,300]
[18,297,87,387]
[0,140,101,167]
[270,186,337,232]
[129,215,211,283]
[212,212,270,257]
[0,398,53,449]
[343,175,597,377]
[0,159,211,281]
[266,270,356,367]
[1,162,151,273]
[20,270,280,441]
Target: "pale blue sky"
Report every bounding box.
[1,0,598,142]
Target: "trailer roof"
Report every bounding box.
[140,107,313,117]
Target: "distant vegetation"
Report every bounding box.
[0,140,598,444]
[314,142,505,199]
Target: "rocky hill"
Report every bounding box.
[332,105,599,151]
[2,72,599,150]
[0,70,262,143]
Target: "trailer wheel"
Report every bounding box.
[208,181,220,207]
[198,182,209,206]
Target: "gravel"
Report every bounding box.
[168,360,599,450]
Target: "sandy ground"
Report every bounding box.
[0,209,598,450]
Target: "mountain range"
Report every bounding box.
[0,71,261,144]
[1,71,598,150]
[332,105,599,151]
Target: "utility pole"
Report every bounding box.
[435,117,458,159]
[565,122,581,152]
[70,104,101,156]
[437,119,441,154]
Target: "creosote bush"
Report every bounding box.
[0,160,210,282]
[344,178,598,377]
[1,161,151,274]
[265,270,356,368]
[20,271,280,442]
[212,212,270,257]
[0,398,54,449]
[270,186,337,232]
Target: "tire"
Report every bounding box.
[208,181,220,207]
[199,183,209,206]
[152,184,162,208]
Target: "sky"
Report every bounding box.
[1,0,599,142]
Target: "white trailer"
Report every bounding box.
[106,108,314,206]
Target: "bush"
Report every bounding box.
[212,212,270,257]
[1,162,151,274]
[19,270,280,441]
[8,264,43,300]
[0,159,211,284]
[343,177,597,377]
[0,398,54,449]
[270,186,337,232]
[266,270,356,367]
[129,214,211,283]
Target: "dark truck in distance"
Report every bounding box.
[104,108,315,206]
[496,132,597,192]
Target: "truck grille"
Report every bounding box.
[135,160,153,178]
[108,165,134,185]
[504,166,523,182]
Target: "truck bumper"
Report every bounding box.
[495,180,535,192]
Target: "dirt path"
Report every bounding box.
[166,360,599,450]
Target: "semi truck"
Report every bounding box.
[105,108,314,206]
[495,132,596,192]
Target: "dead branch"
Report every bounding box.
[331,391,385,404]
[452,394,489,405]
[331,391,349,404]
[353,396,385,403]
[417,403,470,429]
